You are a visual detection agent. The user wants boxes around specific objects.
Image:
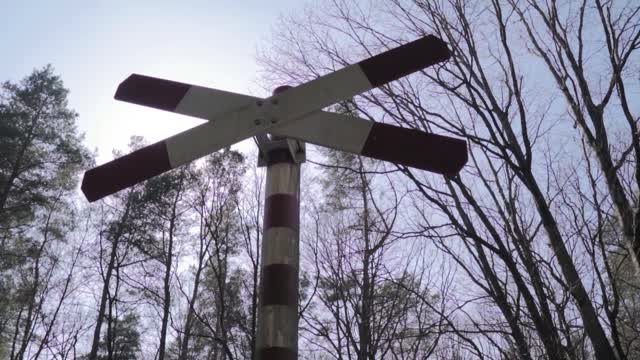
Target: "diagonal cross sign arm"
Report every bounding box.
[270,112,467,175]
[82,35,462,202]
[113,35,450,120]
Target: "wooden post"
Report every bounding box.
[256,86,301,360]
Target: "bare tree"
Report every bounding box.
[299,143,442,359]
[87,137,158,360]
[173,150,247,360]
[234,153,265,360]
[258,0,639,359]
[508,0,640,273]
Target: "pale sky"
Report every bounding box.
[1,0,302,163]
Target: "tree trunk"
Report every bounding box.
[88,199,132,360]
[526,177,617,359]
[159,179,182,360]
[357,165,372,360]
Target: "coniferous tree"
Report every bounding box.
[0,64,91,234]
[93,313,141,360]
[0,65,92,357]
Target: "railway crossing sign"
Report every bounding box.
[81,35,467,202]
[81,34,467,360]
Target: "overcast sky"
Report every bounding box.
[1,0,302,163]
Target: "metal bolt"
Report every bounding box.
[271,117,279,124]
[254,118,263,126]
[271,98,279,105]
[256,100,263,107]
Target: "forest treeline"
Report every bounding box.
[1,0,639,359]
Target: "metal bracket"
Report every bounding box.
[255,134,306,167]
[254,85,305,166]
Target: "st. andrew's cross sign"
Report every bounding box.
[81,35,466,201]
[81,34,467,359]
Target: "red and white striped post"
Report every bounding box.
[256,86,302,360]
[77,37,464,359]
[79,35,468,358]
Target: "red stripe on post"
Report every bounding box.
[360,123,468,175]
[263,193,299,229]
[259,347,296,360]
[114,74,191,111]
[81,141,172,202]
[260,264,298,306]
[358,35,450,87]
